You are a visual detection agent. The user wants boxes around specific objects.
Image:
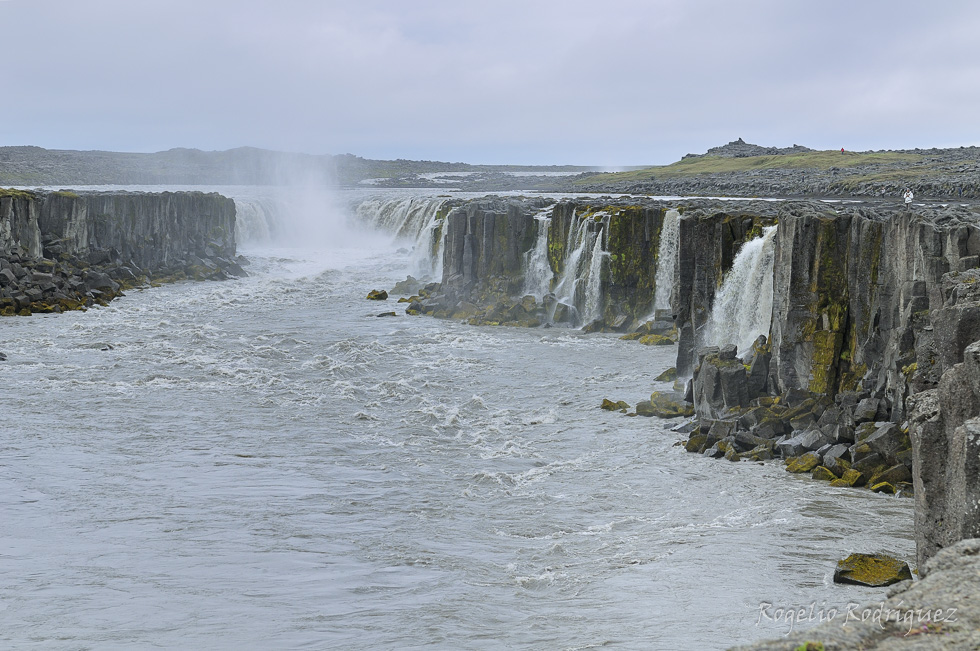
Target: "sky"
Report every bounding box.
[2,0,979,166]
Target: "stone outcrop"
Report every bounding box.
[1,188,242,315]
[909,341,980,564]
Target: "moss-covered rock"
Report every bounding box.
[637,334,675,346]
[600,398,630,412]
[655,367,678,382]
[685,432,708,453]
[833,553,912,587]
[811,466,837,481]
[366,289,388,300]
[636,392,694,418]
[785,452,821,473]
[830,468,866,487]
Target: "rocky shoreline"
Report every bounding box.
[0,188,247,317]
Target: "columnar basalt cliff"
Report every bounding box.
[0,189,242,315]
[390,193,980,570]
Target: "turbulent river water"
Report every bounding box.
[1,187,913,650]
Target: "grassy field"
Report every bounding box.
[575,150,924,185]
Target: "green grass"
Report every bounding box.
[0,188,36,200]
[575,150,923,185]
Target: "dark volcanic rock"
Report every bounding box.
[1,189,241,317]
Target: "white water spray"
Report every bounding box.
[522,205,556,298]
[653,209,680,311]
[708,225,778,356]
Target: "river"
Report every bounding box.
[0,187,914,649]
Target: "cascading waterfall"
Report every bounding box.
[553,211,590,305]
[522,205,556,298]
[354,197,447,240]
[707,225,778,357]
[581,232,607,325]
[653,208,680,310]
[552,210,609,325]
[353,197,450,279]
[234,197,288,244]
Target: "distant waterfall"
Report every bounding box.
[522,205,556,297]
[708,225,778,356]
[353,197,450,279]
[653,209,680,310]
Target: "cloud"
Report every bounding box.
[1,0,979,163]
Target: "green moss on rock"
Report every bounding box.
[833,553,912,587]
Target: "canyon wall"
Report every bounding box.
[0,189,240,315]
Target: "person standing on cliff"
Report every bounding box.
[904,188,914,211]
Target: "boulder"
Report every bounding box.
[821,443,850,464]
[637,334,674,346]
[830,468,865,487]
[552,302,576,324]
[600,398,630,412]
[692,348,751,420]
[785,452,821,473]
[833,553,912,587]
[864,422,908,463]
[853,398,879,422]
[869,463,913,487]
[635,392,694,418]
[366,289,388,300]
[811,466,836,481]
[824,456,851,478]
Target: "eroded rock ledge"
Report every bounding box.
[0,188,245,315]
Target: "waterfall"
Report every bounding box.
[551,210,609,326]
[234,197,288,244]
[707,225,778,357]
[354,197,447,241]
[352,197,450,279]
[522,205,556,298]
[653,208,680,310]
[581,233,607,324]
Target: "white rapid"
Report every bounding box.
[653,208,680,311]
[522,205,556,298]
[708,225,778,356]
[551,210,609,326]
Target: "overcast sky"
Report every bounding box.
[2,0,979,165]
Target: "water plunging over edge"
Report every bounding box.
[653,208,680,311]
[707,225,778,356]
[522,205,556,298]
